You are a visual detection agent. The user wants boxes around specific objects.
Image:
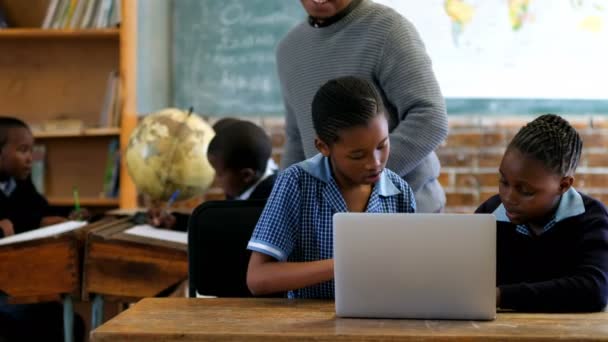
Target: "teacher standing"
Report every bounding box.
[276,0,448,212]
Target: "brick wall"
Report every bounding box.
[187,115,608,213]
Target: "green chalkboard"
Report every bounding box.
[170,1,608,117]
[172,0,305,116]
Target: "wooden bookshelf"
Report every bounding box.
[33,127,120,139]
[0,29,119,39]
[0,0,137,209]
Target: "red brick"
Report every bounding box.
[567,118,592,130]
[479,191,498,203]
[448,118,480,129]
[455,173,499,189]
[584,153,608,167]
[503,130,518,144]
[581,132,608,148]
[487,118,530,129]
[444,132,482,148]
[592,117,608,129]
[478,151,504,168]
[445,192,477,207]
[481,132,507,147]
[270,132,286,148]
[436,151,474,168]
[438,172,451,188]
[575,173,608,188]
[444,206,477,214]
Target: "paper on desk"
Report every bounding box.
[124,225,187,245]
[0,221,88,246]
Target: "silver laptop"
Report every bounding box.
[333,213,496,320]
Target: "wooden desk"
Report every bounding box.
[0,218,122,342]
[83,221,188,301]
[83,219,188,328]
[0,218,119,304]
[91,298,608,341]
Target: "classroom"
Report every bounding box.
[1,0,608,341]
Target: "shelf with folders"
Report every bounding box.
[0,0,121,30]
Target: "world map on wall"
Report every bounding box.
[376,0,608,100]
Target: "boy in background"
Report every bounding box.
[149,119,277,230]
[0,117,80,238]
[0,116,84,341]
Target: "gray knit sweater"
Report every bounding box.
[276,0,448,212]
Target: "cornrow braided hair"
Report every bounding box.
[312,76,384,144]
[508,114,583,176]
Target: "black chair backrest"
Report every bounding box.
[188,200,266,298]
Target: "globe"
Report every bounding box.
[125,108,216,201]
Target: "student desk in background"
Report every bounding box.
[0,218,122,342]
[91,298,608,342]
[82,218,188,328]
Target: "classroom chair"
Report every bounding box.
[188,200,267,298]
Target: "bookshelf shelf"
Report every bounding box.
[0,0,138,209]
[48,197,120,207]
[0,28,119,39]
[33,127,121,139]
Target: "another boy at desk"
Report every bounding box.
[246,76,416,299]
[149,119,277,230]
[0,117,82,238]
[476,114,608,312]
[0,117,85,341]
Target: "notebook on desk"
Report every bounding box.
[333,213,496,320]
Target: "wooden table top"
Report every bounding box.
[91,298,608,341]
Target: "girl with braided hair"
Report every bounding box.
[476,114,608,312]
[246,76,416,298]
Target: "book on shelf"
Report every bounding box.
[40,118,85,133]
[42,0,61,29]
[110,0,121,27]
[31,145,46,195]
[0,4,8,28]
[42,0,120,29]
[69,0,89,29]
[80,0,99,28]
[95,0,112,28]
[99,70,119,127]
[51,0,69,29]
[112,72,122,127]
[103,138,120,198]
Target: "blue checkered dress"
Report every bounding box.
[247,154,416,299]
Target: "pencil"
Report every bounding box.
[73,186,81,220]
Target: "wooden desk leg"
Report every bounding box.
[63,295,74,342]
[91,294,104,329]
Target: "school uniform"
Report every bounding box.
[0,177,50,238]
[247,153,416,299]
[0,177,84,342]
[476,188,608,312]
[276,0,447,213]
[174,162,278,231]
